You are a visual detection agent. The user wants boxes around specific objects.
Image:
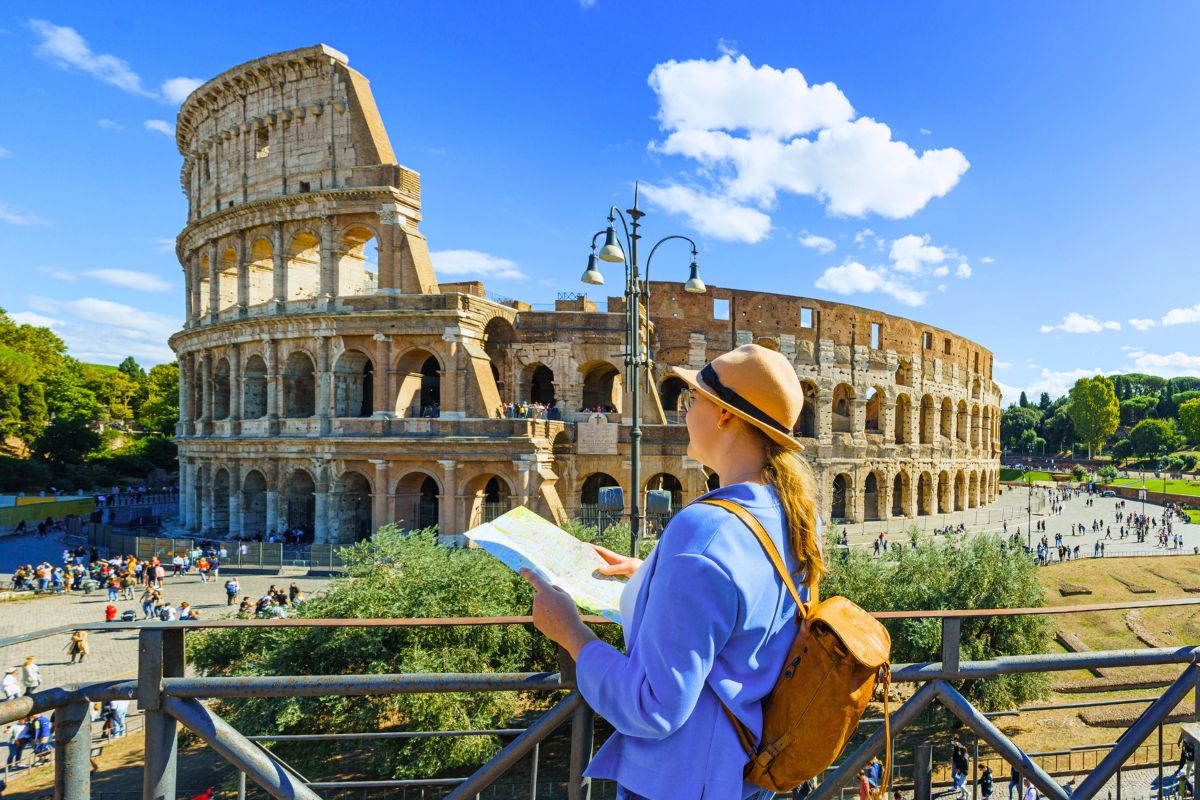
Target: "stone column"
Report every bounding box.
[850,470,865,523]
[377,205,401,296]
[229,343,242,435]
[198,355,212,434]
[370,459,390,530]
[372,334,393,417]
[265,489,280,535]
[879,470,893,521]
[317,336,332,435]
[236,236,249,318]
[271,222,287,313]
[199,463,212,533]
[437,459,459,540]
[177,356,191,437]
[319,215,337,309]
[512,460,533,509]
[851,397,867,444]
[817,388,833,442]
[207,242,219,324]
[313,462,330,543]
[188,254,201,326]
[881,399,895,443]
[264,339,280,425]
[178,458,192,529]
[228,462,243,538]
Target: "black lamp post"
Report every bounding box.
[581,186,706,556]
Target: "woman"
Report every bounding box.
[67,630,89,664]
[523,345,822,800]
[19,658,39,696]
[1,669,21,701]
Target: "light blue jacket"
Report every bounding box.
[576,482,810,799]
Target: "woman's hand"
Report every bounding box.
[588,543,643,578]
[520,568,598,659]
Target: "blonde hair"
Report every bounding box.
[752,428,825,589]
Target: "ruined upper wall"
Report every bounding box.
[175,45,417,223]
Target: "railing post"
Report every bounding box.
[942,617,962,675]
[914,743,933,800]
[141,627,185,800]
[238,770,247,800]
[560,647,593,800]
[53,699,91,800]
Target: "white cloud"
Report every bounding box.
[35,267,76,282]
[16,296,177,364]
[980,256,995,264]
[955,262,972,278]
[853,228,884,250]
[30,19,151,96]
[1127,350,1200,377]
[1039,312,1121,334]
[889,234,946,274]
[932,265,949,277]
[430,250,527,280]
[1129,318,1157,331]
[995,361,1013,370]
[815,261,926,306]
[159,77,202,105]
[639,183,772,243]
[144,119,174,137]
[0,146,10,158]
[97,118,124,130]
[84,269,173,292]
[0,201,49,226]
[798,231,836,254]
[920,128,932,136]
[9,311,62,328]
[153,237,177,253]
[1162,302,1200,326]
[1018,367,1106,401]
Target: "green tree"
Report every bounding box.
[1097,465,1119,482]
[1129,418,1179,457]
[1066,376,1120,458]
[1041,409,1075,453]
[1016,428,1045,455]
[137,362,180,435]
[117,356,145,382]
[1111,438,1134,463]
[1120,395,1158,426]
[1179,398,1200,446]
[1001,406,1042,448]
[16,382,48,444]
[32,417,101,466]
[1037,392,1052,411]
[1019,391,1030,408]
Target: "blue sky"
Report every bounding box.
[1,2,1198,404]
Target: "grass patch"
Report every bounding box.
[1186,510,1200,523]
[1000,469,1060,483]
[1108,478,1200,497]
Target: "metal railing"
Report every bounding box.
[6,599,1200,799]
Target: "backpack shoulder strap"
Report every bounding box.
[699,498,808,613]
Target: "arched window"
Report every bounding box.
[863,472,881,520]
[796,381,818,438]
[337,227,378,297]
[529,365,556,406]
[212,359,231,420]
[283,470,316,536]
[287,231,320,301]
[831,474,850,520]
[395,350,442,417]
[660,376,688,422]
[242,355,268,419]
[333,351,374,418]
[212,468,230,533]
[582,363,622,412]
[831,384,854,434]
[242,470,268,537]
[865,387,883,433]
[894,394,911,444]
[892,471,909,517]
[920,395,935,444]
[247,237,274,307]
[334,471,374,542]
[282,351,316,418]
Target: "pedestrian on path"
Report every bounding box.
[19,658,39,696]
[66,630,89,664]
[1,670,20,701]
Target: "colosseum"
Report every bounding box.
[169,45,1003,545]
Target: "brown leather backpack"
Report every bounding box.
[701,499,892,794]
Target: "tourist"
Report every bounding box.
[521,344,817,799]
[66,630,89,664]
[979,765,994,800]
[951,734,970,799]
[225,577,240,606]
[1,670,20,701]
[19,658,39,696]
[858,769,872,800]
[1021,778,1036,800]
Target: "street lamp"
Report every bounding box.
[581,186,706,556]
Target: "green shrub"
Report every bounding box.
[1096,465,1119,482]
[1072,464,1088,481]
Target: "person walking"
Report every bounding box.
[980,765,994,800]
[224,577,240,606]
[66,630,89,664]
[1,669,20,701]
[521,345,820,800]
[19,658,39,696]
[951,735,970,800]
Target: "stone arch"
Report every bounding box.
[896,360,912,387]
[394,348,443,417]
[581,472,620,504]
[337,225,379,297]
[247,237,273,307]
[956,400,968,443]
[796,381,819,439]
[287,230,321,301]
[971,377,981,400]
[918,471,933,516]
[282,350,316,417]
[940,398,953,439]
[282,468,316,536]
[831,473,851,521]
[212,467,231,533]
[937,470,951,513]
[645,473,684,520]
[865,386,884,433]
[831,384,854,434]
[863,471,882,521]
[242,355,268,419]
[954,470,966,511]
[217,246,238,313]
[892,471,910,517]
[333,350,374,418]
[969,470,979,508]
[526,363,556,407]
[920,395,935,444]
[660,376,689,421]
[463,472,514,528]
[394,470,440,531]
[333,470,374,542]
[483,317,517,403]
[212,357,231,420]
[581,361,623,412]
[242,469,268,537]
[894,393,912,444]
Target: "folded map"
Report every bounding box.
[463,506,625,623]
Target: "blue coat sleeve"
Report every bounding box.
[575,551,738,740]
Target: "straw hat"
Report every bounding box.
[670,344,804,450]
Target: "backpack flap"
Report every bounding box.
[807,597,890,670]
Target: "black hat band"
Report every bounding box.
[699,363,791,435]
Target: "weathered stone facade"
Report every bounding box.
[170,45,1002,544]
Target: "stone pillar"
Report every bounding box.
[879,470,893,521]
[198,356,212,434]
[188,254,201,327]
[207,242,219,324]
[376,205,400,295]
[313,462,330,543]
[264,339,280,424]
[319,215,336,309]
[265,489,280,535]
[316,335,332,435]
[370,459,390,530]
[372,334,393,417]
[271,222,287,312]
[849,470,865,523]
[177,356,191,437]
[682,457,708,506]
[881,399,895,443]
[228,462,243,538]
[199,463,212,533]
[236,238,249,318]
[817,388,833,442]
[229,344,242,435]
[178,458,192,529]
[512,460,533,509]
[437,459,459,540]
[851,397,867,443]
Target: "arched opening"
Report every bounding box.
[918,472,933,516]
[242,355,267,419]
[920,395,935,444]
[483,318,517,403]
[218,246,238,313]
[334,471,373,542]
[968,471,979,508]
[896,361,912,387]
[796,381,818,438]
[581,362,622,412]
[956,401,968,443]
[971,378,981,399]
[937,470,950,513]
[552,430,573,456]
[197,255,211,317]
[645,473,683,528]
[464,473,513,527]
[831,384,854,434]
[247,237,274,307]
[211,468,230,533]
[333,350,374,418]
[283,469,316,537]
[395,349,442,417]
[954,471,965,511]
[212,358,231,420]
[865,387,883,433]
[863,472,881,521]
[831,474,850,521]
[337,226,379,297]
[892,471,909,517]
[940,398,953,439]
[282,351,316,418]
[660,376,688,423]
[579,472,620,529]
[529,365,556,407]
[286,231,320,301]
[394,472,440,532]
[242,470,268,537]
[895,394,911,444]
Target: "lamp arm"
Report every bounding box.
[640,235,699,391]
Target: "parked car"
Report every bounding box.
[1100,490,1117,497]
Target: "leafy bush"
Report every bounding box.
[1096,465,1119,482]
[1183,454,1198,472]
[0,455,52,491]
[1164,455,1185,472]
[1072,464,1088,481]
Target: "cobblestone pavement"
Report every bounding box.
[0,530,334,691]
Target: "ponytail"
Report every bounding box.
[757,432,825,589]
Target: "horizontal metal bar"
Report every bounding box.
[307,779,467,788]
[862,694,1162,724]
[163,672,571,698]
[248,729,526,742]
[892,645,1200,681]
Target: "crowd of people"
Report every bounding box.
[498,400,562,420]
